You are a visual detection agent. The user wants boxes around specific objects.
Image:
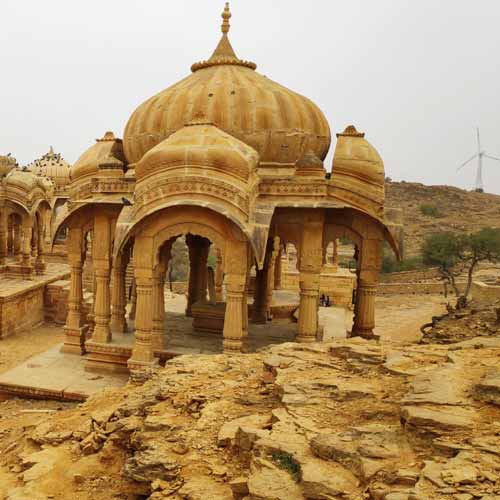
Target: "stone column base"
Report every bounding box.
[127,358,159,384]
[61,325,89,355]
[34,261,46,275]
[296,333,317,343]
[223,337,247,354]
[84,341,131,374]
[350,328,377,340]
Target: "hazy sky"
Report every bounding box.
[2,1,500,193]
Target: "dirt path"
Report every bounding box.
[374,294,446,343]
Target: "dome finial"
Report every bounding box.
[221,2,231,34]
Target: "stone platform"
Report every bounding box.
[0,293,348,401]
[0,262,70,338]
[0,344,127,402]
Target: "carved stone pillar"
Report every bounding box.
[274,247,283,290]
[352,279,377,338]
[128,275,156,372]
[87,275,96,338]
[223,240,248,353]
[151,243,171,351]
[351,238,382,339]
[62,228,88,354]
[151,272,166,350]
[110,264,128,333]
[34,233,46,274]
[215,248,223,302]
[129,278,137,320]
[223,273,246,353]
[266,237,280,320]
[297,210,324,343]
[21,225,32,266]
[92,267,111,343]
[13,223,21,260]
[0,210,8,265]
[91,214,113,343]
[297,271,321,342]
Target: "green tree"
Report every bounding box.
[421,228,500,309]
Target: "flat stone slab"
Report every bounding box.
[0,263,70,299]
[0,344,127,401]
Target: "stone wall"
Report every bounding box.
[44,280,70,324]
[281,269,355,307]
[380,267,441,283]
[0,287,45,338]
[378,281,466,296]
[471,280,500,302]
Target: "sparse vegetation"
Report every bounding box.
[338,257,357,270]
[419,203,440,217]
[422,227,500,309]
[271,452,301,481]
[382,254,424,274]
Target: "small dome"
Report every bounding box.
[333,125,385,186]
[123,4,330,167]
[0,154,17,177]
[4,168,53,192]
[71,132,126,182]
[332,125,385,215]
[27,147,71,188]
[136,119,259,182]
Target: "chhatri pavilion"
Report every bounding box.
[55,3,401,379]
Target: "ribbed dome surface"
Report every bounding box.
[123,5,330,167]
[27,147,71,188]
[333,126,385,187]
[71,132,125,182]
[5,169,53,192]
[136,122,259,182]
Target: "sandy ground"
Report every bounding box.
[374,294,446,343]
[0,324,65,376]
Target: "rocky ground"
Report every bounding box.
[0,299,499,500]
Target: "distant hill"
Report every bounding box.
[385,181,500,256]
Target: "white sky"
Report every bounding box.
[1,0,500,193]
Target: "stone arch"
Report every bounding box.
[129,205,248,273]
[113,199,256,264]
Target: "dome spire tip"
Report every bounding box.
[221,2,231,34]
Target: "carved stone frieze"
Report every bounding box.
[134,176,249,216]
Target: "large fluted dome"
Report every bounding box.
[123,4,330,167]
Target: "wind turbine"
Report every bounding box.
[458,128,500,193]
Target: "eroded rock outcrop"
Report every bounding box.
[0,305,499,500]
